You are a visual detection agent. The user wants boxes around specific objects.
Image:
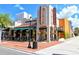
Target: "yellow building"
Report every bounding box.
[59,18,72,38]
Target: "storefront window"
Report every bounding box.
[39,28,47,41]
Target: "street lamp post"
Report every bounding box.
[27,17,38,49]
[27,30,31,48]
[27,21,31,48]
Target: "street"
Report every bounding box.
[0,46,36,55]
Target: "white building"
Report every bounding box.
[15,12,32,27]
[16,12,32,20]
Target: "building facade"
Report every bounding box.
[59,18,73,38]
[36,5,57,42]
[16,12,32,20]
[2,5,58,42]
[15,12,32,27]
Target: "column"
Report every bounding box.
[47,26,51,42]
[20,30,22,41]
[36,17,40,41]
[14,30,16,40]
[9,29,11,40]
[36,26,39,41]
[25,30,27,40]
[47,6,51,42]
[0,29,2,42]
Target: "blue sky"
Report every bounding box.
[0,4,79,28]
[0,4,42,21]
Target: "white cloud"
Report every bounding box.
[14,4,25,10]
[68,15,79,28]
[57,5,79,28]
[57,5,79,18]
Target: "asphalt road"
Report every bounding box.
[0,46,36,55]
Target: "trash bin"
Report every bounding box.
[32,41,38,49]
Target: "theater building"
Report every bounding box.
[36,5,57,42]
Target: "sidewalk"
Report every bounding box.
[0,41,60,53]
[35,36,79,55]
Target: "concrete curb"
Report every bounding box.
[0,45,40,55]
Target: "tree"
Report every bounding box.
[0,13,13,42]
[0,13,13,28]
[74,27,79,36]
